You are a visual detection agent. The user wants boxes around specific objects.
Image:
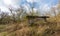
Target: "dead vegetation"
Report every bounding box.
[0,3,60,36]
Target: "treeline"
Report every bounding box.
[0,4,60,24]
[0,7,28,24]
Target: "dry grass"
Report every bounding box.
[0,20,60,36]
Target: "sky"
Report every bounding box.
[0,0,58,13]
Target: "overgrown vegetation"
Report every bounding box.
[0,3,60,36]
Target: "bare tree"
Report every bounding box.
[0,11,9,24]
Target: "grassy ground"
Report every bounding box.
[0,22,60,36]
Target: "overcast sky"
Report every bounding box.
[0,0,58,13]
